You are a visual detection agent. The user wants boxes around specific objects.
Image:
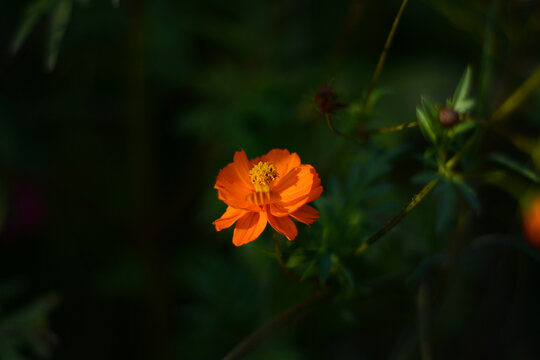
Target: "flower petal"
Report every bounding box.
[271,165,322,214]
[272,166,302,193]
[261,149,301,178]
[306,184,323,202]
[268,203,293,217]
[232,150,254,186]
[213,206,247,231]
[274,165,319,197]
[215,151,260,211]
[267,212,298,241]
[250,149,301,179]
[216,185,259,211]
[216,150,254,191]
[232,211,268,246]
[290,204,319,225]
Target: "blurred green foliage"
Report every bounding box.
[0,281,58,360]
[1,0,540,359]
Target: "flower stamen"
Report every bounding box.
[249,161,278,192]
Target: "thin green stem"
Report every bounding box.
[445,129,482,170]
[355,179,439,254]
[273,233,300,281]
[325,114,416,143]
[491,64,540,123]
[370,121,418,134]
[359,0,409,115]
[325,113,363,145]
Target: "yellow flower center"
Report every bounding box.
[249,161,278,192]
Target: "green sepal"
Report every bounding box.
[416,107,437,144]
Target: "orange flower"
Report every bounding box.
[524,195,540,249]
[213,149,323,246]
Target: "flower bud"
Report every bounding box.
[315,84,347,114]
[439,107,459,127]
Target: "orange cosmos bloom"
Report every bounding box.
[524,195,540,249]
[213,149,323,246]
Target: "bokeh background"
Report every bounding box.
[1,0,540,359]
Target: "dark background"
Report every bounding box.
[1,0,540,359]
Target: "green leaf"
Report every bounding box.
[436,180,457,231]
[300,260,317,281]
[318,253,332,283]
[478,0,496,116]
[332,254,354,287]
[446,119,476,138]
[411,171,440,185]
[285,250,306,268]
[452,66,473,108]
[0,293,58,359]
[10,0,58,55]
[482,170,529,200]
[489,153,540,184]
[470,234,540,265]
[416,107,436,144]
[454,179,481,214]
[454,98,475,113]
[46,0,72,71]
[421,96,438,120]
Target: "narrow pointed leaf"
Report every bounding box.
[285,250,306,268]
[489,153,540,184]
[416,107,436,144]
[318,252,332,283]
[452,66,473,107]
[46,0,72,71]
[470,234,540,265]
[454,98,475,113]
[10,0,58,55]
[332,254,354,287]
[300,260,317,281]
[436,180,457,231]
[447,120,476,138]
[454,180,481,214]
[421,96,438,120]
[411,171,440,185]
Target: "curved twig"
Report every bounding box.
[222,288,332,360]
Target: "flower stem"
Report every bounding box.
[369,121,418,134]
[445,128,483,171]
[490,64,540,123]
[359,0,409,115]
[273,233,300,281]
[355,179,439,255]
[325,113,363,145]
[222,288,331,360]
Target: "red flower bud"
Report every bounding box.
[439,107,459,127]
[315,85,347,114]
